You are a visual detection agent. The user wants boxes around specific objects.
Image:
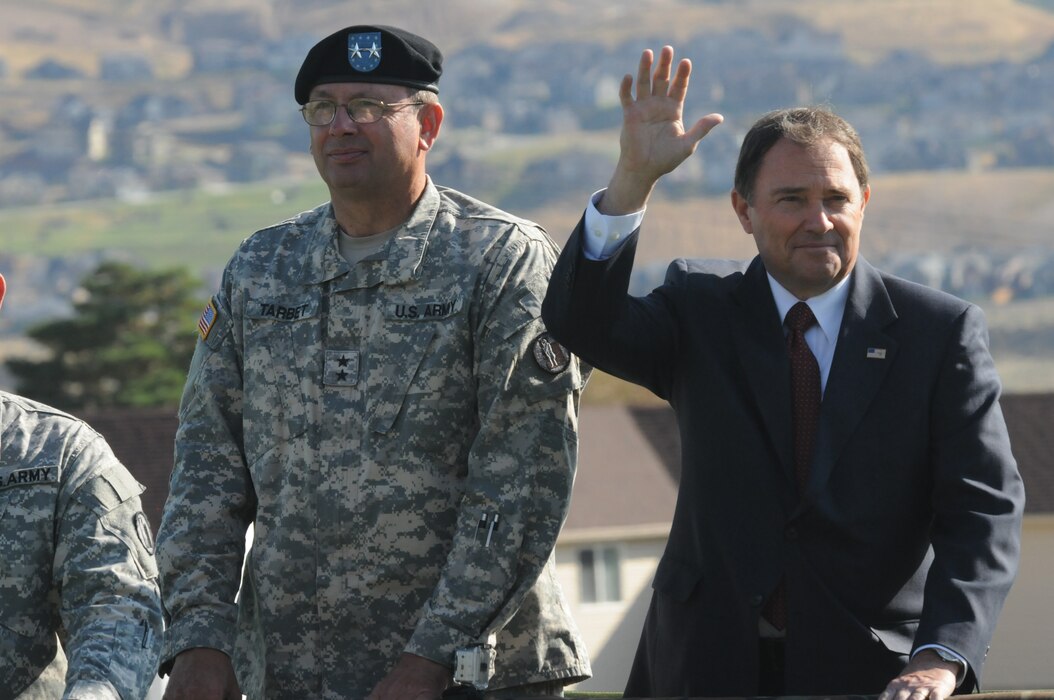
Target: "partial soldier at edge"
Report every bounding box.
[0,272,164,700]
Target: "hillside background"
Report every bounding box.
[1,0,1054,396]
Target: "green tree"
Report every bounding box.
[7,261,206,410]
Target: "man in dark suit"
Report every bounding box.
[541,46,1024,699]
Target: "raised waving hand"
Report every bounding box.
[601,45,724,215]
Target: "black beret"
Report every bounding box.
[295,25,443,104]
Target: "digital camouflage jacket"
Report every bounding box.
[157,181,591,698]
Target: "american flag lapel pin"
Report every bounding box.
[866,347,887,360]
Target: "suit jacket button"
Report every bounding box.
[785,527,799,541]
[750,594,764,607]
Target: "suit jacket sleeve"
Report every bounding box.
[916,302,1024,689]
[542,217,681,400]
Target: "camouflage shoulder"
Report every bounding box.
[435,186,562,267]
[1,389,80,425]
[434,185,549,235]
[231,200,333,257]
[0,390,123,494]
[0,390,110,456]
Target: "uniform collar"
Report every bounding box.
[297,179,441,288]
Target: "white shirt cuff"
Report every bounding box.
[913,644,968,686]
[581,189,645,260]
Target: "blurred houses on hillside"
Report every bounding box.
[5,6,1054,209]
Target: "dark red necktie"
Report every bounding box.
[785,301,821,492]
[763,301,821,631]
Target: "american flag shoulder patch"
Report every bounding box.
[197,300,218,341]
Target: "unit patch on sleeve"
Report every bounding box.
[134,512,156,555]
[531,332,571,375]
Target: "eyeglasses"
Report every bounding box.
[300,98,425,126]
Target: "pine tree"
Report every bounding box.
[6,261,205,410]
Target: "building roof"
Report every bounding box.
[562,405,679,535]
[1001,392,1054,515]
[77,392,1054,539]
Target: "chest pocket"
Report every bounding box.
[367,295,473,461]
[0,468,61,638]
[242,296,319,465]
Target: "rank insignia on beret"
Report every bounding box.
[348,32,382,72]
[197,299,218,341]
[532,332,571,374]
[295,25,442,103]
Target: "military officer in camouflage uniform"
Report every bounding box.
[0,273,164,699]
[156,25,591,700]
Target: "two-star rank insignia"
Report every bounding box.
[348,32,382,72]
[531,332,571,374]
[324,350,360,386]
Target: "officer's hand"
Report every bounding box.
[163,647,242,700]
[367,652,452,700]
[601,45,723,215]
[878,649,959,700]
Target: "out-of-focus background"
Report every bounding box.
[1,0,1051,694]
[3,0,1054,394]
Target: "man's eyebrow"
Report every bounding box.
[768,185,853,196]
[769,186,807,196]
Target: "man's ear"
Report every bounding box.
[0,272,6,311]
[730,189,753,235]
[419,102,444,152]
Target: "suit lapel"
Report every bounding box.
[729,258,797,494]
[798,259,898,509]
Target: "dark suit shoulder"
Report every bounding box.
[878,268,977,322]
[664,257,752,290]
